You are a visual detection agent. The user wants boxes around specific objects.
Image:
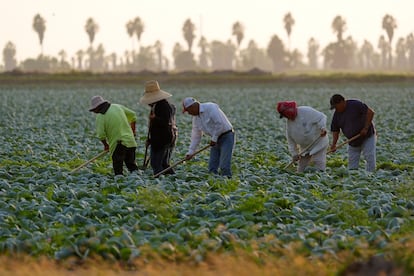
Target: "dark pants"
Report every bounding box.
[151,144,175,176]
[112,143,138,175]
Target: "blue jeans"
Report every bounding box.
[348,134,376,172]
[209,131,235,177]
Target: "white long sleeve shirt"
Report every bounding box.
[187,102,233,155]
[286,106,329,156]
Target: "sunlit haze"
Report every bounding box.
[1,0,413,64]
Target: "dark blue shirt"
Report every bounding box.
[331,99,375,146]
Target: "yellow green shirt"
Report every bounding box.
[96,104,137,156]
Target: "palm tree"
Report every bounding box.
[283,12,295,50]
[232,21,245,48]
[382,14,397,69]
[85,18,99,48]
[332,15,346,42]
[33,14,46,55]
[133,17,144,49]
[126,20,135,50]
[182,19,196,52]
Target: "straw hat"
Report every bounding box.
[139,80,172,105]
[89,95,109,111]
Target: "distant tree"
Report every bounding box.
[287,49,304,69]
[239,40,271,71]
[109,52,117,71]
[283,12,295,50]
[210,40,236,71]
[345,36,358,69]
[58,49,67,65]
[395,37,407,71]
[154,40,163,71]
[76,50,84,70]
[232,21,245,48]
[33,14,46,55]
[182,19,196,52]
[133,17,144,49]
[3,41,17,71]
[85,18,99,47]
[267,34,286,72]
[329,16,349,69]
[198,36,209,70]
[173,42,196,71]
[332,15,346,42]
[382,14,397,69]
[322,42,335,69]
[307,37,319,69]
[126,20,135,50]
[406,33,414,71]
[378,35,390,69]
[135,46,157,72]
[360,40,375,70]
[21,55,59,72]
[93,44,105,71]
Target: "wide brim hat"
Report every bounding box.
[89,95,109,111]
[139,80,172,105]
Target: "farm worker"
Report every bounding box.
[329,94,376,172]
[89,95,138,175]
[277,101,329,172]
[182,97,235,178]
[139,80,178,176]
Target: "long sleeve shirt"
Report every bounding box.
[286,106,329,156]
[96,104,137,156]
[149,100,177,150]
[187,102,233,155]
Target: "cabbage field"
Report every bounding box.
[0,81,413,271]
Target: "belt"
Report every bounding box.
[218,129,234,140]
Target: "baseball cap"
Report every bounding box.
[182,97,197,112]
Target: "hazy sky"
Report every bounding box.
[1,0,413,63]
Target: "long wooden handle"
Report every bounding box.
[153,144,211,177]
[70,151,108,173]
[327,134,361,154]
[283,137,321,169]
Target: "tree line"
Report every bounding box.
[2,13,414,73]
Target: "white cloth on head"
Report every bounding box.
[187,102,233,155]
[286,106,329,156]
